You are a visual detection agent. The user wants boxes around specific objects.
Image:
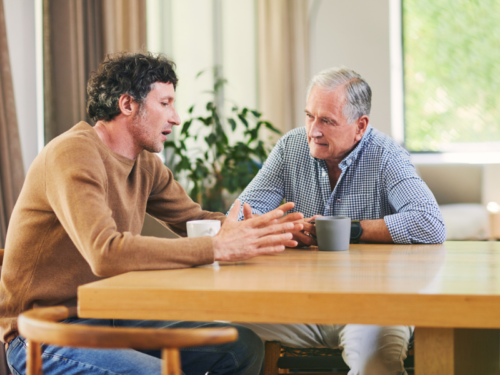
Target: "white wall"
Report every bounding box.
[310,0,392,136]
[222,0,257,111]
[147,0,257,141]
[483,165,500,207]
[3,0,38,174]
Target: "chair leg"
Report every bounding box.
[26,340,43,375]
[264,341,281,375]
[162,348,181,375]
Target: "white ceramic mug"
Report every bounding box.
[186,220,221,238]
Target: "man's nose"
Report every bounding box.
[309,120,322,138]
[170,109,181,126]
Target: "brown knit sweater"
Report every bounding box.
[0,122,225,343]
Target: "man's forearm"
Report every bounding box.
[360,219,394,243]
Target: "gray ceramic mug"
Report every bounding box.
[315,216,351,251]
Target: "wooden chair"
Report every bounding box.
[2,248,232,375]
[18,305,238,375]
[263,341,414,375]
[0,249,12,375]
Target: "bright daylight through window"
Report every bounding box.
[403,0,500,152]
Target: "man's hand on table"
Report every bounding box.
[291,216,319,247]
[242,205,318,248]
[291,217,394,245]
[212,200,304,261]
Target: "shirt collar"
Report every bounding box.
[339,124,373,169]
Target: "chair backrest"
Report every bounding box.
[18,306,238,375]
[0,249,12,375]
[415,164,483,205]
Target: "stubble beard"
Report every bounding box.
[131,104,163,154]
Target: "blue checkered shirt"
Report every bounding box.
[235,125,446,244]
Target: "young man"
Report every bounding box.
[0,52,303,375]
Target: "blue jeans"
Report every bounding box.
[6,318,264,375]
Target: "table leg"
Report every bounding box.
[415,328,500,375]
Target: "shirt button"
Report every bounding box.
[337,199,341,203]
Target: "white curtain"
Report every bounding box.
[43,0,147,143]
[0,0,25,248]
[257,0,310,135]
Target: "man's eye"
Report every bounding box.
[162,102,168,106]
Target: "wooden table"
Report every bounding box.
[78,242,500,375]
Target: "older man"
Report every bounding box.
[235,67,445,374]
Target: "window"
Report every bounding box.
[403,0,500,153]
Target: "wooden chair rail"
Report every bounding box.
[18,306,238,375]
[0,249,8,375]
[19,306,237,350]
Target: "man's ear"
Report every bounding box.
[355,115,369,141]
[118,94,140,117]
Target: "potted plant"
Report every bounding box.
[164,72,281,213]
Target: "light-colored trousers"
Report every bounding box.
[237,323,412,375]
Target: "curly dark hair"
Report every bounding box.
[87,52,178,122]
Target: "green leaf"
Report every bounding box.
[232,106,238,112]
[249,129,258,141]
[214,77,228,93]
[205,133,217,146]
[197,116,212,126]
[221,132,229,146]
[181,120,192,134]
[238,114,249,128]
[206,102,213,111]
[178,155,191,171]
[254,141,268,161]
[213,111,222,129]
[190,183,200,203]
[195,69,205,79]
[263,121,282,134]
[188,105,195,114]
[228,118,237,131]
[164,140,177,149]
[194,160,209,178]
[251,110,262,118]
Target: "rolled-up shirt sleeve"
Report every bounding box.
[231,140,286,220]
[382,153,446,244]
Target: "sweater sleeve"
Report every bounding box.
[145,155,226,237]
[45,141,215,278]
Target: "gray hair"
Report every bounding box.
[306,67,372,124]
